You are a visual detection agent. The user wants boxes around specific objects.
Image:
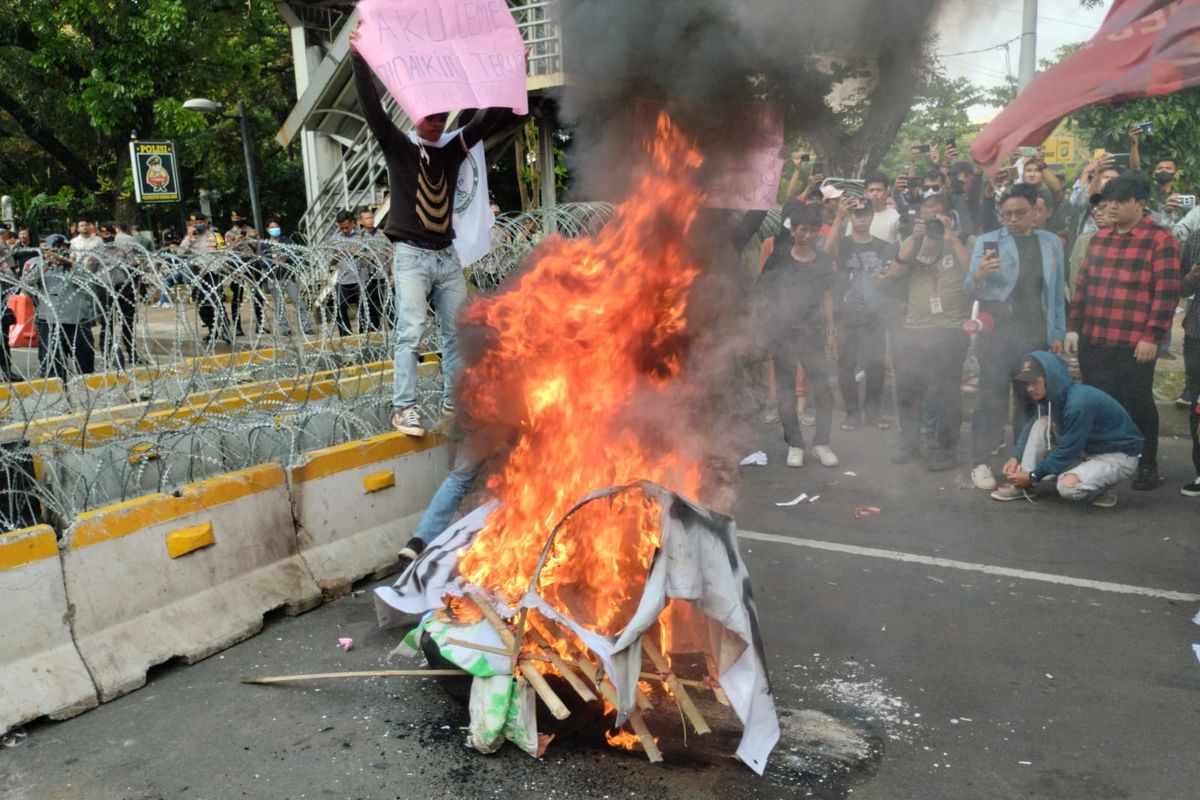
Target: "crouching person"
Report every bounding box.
[991,351,1143,508]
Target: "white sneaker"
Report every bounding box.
[990,484,1024,501]
[812,445,839,467]
[786,447,804,467]
[764,409,781,424]
[971,463,997,490]
[1091,489,1117,508]
[391,406,425,437]
[799,412,817,427]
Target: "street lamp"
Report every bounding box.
[183,98,263,237]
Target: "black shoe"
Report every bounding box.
[1132,465,1163,491]
[1174,395,1195,409]
[397,536,427,568]
[891,443,921,464]
[1181,478,1200,497]
[926,448,959,472]
[235,325,246,337]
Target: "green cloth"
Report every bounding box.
[903,236,969,329]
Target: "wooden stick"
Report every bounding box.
[535,617,661,763]
[525,626,598,703]
[241,669,467,685]
[641,640,711,735]
[535,617,652,709]
[639,672,714,690]
[466,591,571,721]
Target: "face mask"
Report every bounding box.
[267,227,281,238]
[1154,170,1174,184]
[923,187,941,198]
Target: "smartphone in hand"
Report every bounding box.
[983,242,1000,260]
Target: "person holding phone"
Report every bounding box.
[964,183,1067,491]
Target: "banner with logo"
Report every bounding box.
[130,141,183,204]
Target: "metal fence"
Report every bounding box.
[0,203,613,532]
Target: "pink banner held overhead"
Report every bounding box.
[704,104,785,210]
[356,0,528,122]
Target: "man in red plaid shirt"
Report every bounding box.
[1066,171,1181,490]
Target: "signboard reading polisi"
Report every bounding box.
[129,140,182,204]
[704,104,784,210]
[356,0,528,122]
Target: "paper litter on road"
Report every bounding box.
[843,471,857,477]
[808,495,820,502]
[776,493,808,506]
[1193,609,1200,626]
[739,450,768,466]
[1193,643,1200,665]
[854,505,881,519]
[338,637,354,652]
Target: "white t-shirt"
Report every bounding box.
[870,207,900,244]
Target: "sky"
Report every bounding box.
[935,0,1110,115]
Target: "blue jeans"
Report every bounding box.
[392,243,467,410]
[411,443,485,544]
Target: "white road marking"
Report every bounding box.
[737,529,1200,603]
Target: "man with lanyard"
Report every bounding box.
[965,182,1067,491]
[1065,171,1180,490]
[349,21,525,437]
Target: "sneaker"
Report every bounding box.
[799,412,817,427]
[764,409,781,424]
[961,376,979,394]
[989,440,1008,456]
[1174,395,1194,409]
[926,448,959,472]
[786,446,804,468]
[1131,465,1162,491]
[990,484,1025,501]
[441,401,456,416]
[1182,478,1200,497]
[971,463,997,491]
[840,415,859,432]
[391,406,425,437]
[397,536,427,567]
[1091,489,1118,508]
[812,445,839,467]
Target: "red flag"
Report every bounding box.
[971,0,1200,174]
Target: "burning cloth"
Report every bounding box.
[375,481,780,774]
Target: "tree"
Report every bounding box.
[875,72,986,179]
[0,1,304,227]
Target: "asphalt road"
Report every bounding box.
[3,410,1198,800]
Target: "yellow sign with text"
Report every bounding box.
[1041,137,1076,166]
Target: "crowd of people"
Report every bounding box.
[0,205,403,382]
[754,123,1192,507]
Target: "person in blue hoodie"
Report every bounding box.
[991,352,1143,507]
[965,183,1067,493]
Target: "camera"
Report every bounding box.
[1178,195,1197,209]
[925,218,945,240]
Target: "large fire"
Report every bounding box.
[455,113,708,637]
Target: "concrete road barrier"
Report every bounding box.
[61,463,322,701]
[289,432,448,598]
[0,524,98,734]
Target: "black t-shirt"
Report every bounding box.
[834,236,891,315]
[756,247,835,338]
[1011,234,1045,324]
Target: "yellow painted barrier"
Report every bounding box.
[289,431,448,597]
[62,463,321,701]
[0,525,98,734]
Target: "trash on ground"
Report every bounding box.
[739,450,768,466]
[338,637,354,652]
[776,493,809,506]
[854,505,881,518]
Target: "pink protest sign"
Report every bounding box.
[356,0,528,121]
[704,105,785,210]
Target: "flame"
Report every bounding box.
[605,728,644,751]
[456,113,708,636]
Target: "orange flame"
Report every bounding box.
[456,113,707,636]
[605,728,645,751]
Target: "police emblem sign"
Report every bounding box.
[130,140,182,204]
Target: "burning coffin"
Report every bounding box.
[375,481,778,773]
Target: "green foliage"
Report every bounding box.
[0,0,305,226]
[1070,90,1200,189]
[878,72,985,179]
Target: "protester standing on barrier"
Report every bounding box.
[349,21,526,438]
[224,208,264,336]
[26,234,95,378]
[260,217,313,337]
